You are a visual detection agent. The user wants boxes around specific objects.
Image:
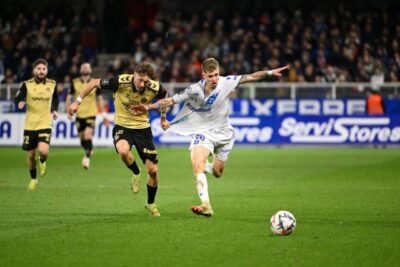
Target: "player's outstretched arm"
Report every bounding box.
[148,97,175,110]
[239,65,290,84]
[132,97,175,115]
[67,79,101,116]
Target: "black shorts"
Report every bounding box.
[22,129,52,151]
[112,125,158,164]
[75,116,96,133]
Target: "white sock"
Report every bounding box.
[195,173,210,207]
[205,161,214,174]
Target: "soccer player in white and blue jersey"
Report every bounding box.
[142,58,290,216]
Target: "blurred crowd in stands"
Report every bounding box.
[0,2,98,85]
[1,0,400,90]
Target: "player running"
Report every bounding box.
[137,58,289,217]
[66,63,109,169]
[14,58,59,191]
[68,62,168,216]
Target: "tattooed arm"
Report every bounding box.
[159,95,170,130]
[239,65,290,84]
[148,97,175,110]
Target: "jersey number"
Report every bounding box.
[24,136,30,145]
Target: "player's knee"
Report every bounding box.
[118,147,130,158]
[38,148,48,158]
[147,164,158,177]
[191,158,205,172]
[213,166,224,178]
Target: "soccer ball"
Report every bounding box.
[270,210,296,235]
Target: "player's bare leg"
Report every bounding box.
[144,159,160,216]
[116,139,141,193]
[27,149,38,190]
[190,146,214,217]
[81,127,94,169]
[37,142,49,177]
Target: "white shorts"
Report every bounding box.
[189,128,235,161]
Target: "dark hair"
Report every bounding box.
[202,58,219,73]
[134,62,156,79]
[32,58,48,68]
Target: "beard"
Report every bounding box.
[35,73,46,81]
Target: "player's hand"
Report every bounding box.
[130,104,148,115]
[138,104,149,112]
[52,111,58,120]
[68,101,80,116]
[18,101,26,109]
[270,65,291,77]
[161,119,170,131]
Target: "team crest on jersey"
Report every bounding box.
[206,92,219,105]
[141,97,147,103]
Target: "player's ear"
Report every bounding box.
[201,71,206,79]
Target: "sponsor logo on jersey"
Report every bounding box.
[31,97,50,102]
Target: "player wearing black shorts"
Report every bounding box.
[66,63,109,169]
[68,62,168,216]
[14,58,59,191]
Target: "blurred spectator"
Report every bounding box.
[56,82,68,112]
[371,65,385,91]
[366,89,385,115]
[3,68,16,84]
[322,65,338,83]
[16,57,31,81]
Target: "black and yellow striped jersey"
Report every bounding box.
[69,77,101,118]
[100,74,167,129]
[14,78,58,130]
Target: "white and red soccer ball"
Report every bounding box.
[270,210,296,235]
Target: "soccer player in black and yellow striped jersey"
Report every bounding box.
[14,58,59,191]
[68,62,168,216]
[66,63,109,169]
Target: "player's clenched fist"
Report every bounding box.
[68,101,80,116]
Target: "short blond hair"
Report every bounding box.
[202,58,219,73]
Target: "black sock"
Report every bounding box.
[85,140,93,157]
[127,161,140,175]
[82,140,92,158]
[147,184,158,204]
[30,168,37,179]
[39,157,45,163]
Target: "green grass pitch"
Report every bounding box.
[0,147,399,266]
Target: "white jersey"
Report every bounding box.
[170,75,242,136]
